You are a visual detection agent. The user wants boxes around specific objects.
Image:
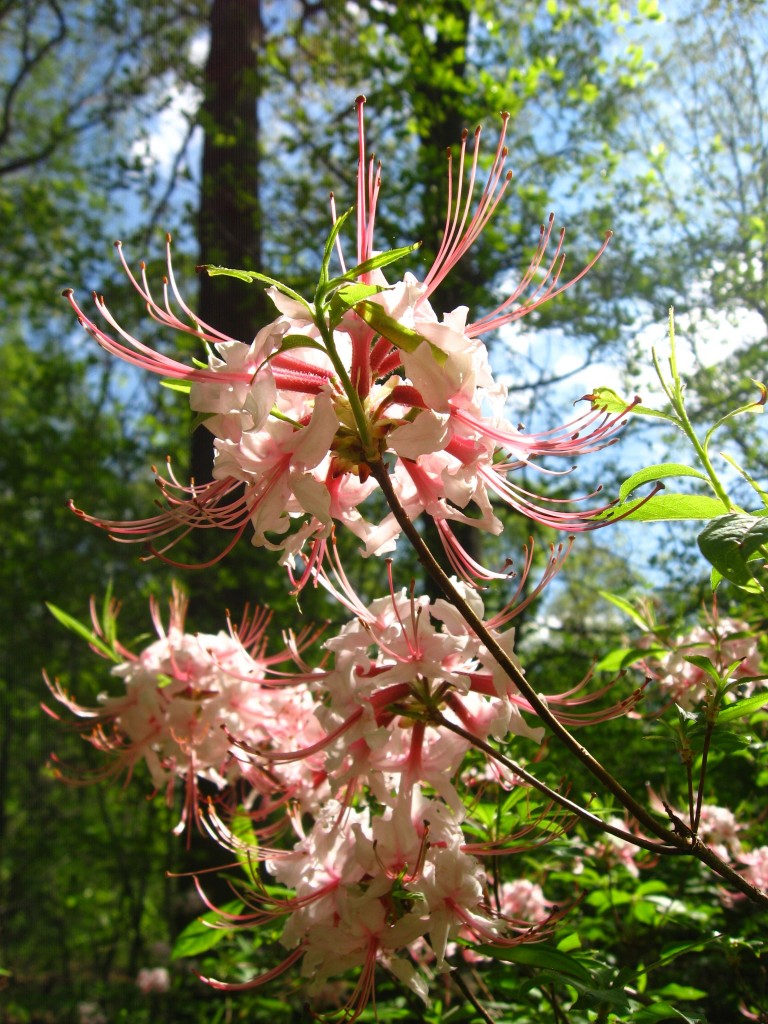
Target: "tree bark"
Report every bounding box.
[193,0,266,485]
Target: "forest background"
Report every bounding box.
[2,1,768,1021]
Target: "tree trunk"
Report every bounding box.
[193,0,266,486]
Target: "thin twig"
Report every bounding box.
[435,714,682,855]
[367,457,768,906]
[367,458,674,839]
[452,971,498,1024]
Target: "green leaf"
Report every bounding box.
[276,334,326,355]
[327,241,421,287]
[334,282,387,306]
[698,514,768,586]
[354,300,447,364]
[706,729,751,753]
[199,265,311,312]
[632,898,661,926]
[603,494,728,523]
[171,900,244,959]
[160,378,192,394]
[589,387,629,413]
[717,691,768,724]
[618,463,711,503]
[655,936,723,964]
[598,591,654,630]
[327,282,389,329]
[595,647,662,672]
[590,387,672,420]
[46,603,120,663]
[587,890,633,911]
[556,932,582,953]
[704,380,766,448]
[99,584,119,649]
[471,942,595,984]
[657,984,708,1001]
[318,206,354,291]
[631,1002,703,1023]
[682,654,721,684]
[230,810,259,881]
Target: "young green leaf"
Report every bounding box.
[717,691,768,724]
[590,386,672,420]
[598,591,655,631]
[471,942,595,983]
[46,603,120,662]
[698,513,768,586]
[199,265,311,312]
[602,494,729,522]
[230,809,259,882]
[318,206,354,292]
[595,647,659,672]
[354,300,447,364]
[327,282,389,329]
[617,463,711,503]
[327,240,421,287]
[171,900,244,959]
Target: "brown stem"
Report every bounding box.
[435,713,681,855]
[452,971,498,1024]
[693,718,715,834]
[368,458,768,907]
[368,459,670,837]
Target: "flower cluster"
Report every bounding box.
[44,586,327,833]
[65,96,627,587]
[195,573,589,1013]
[47,551,642,1016]
[202,795,556,1014]
[48,94,768,1023]
[640,611,763,709]
[49,99,651,1014]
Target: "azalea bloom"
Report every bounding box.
[583,815,653,878]
[696,804,743,861]
[65,97,630,585]
[43,585,326,833]
[640,612,763,709]
[457,877,554,963]
[198,792,556,1019]
[739,845,768,892]
[136,967,171,995]
[236,558,642,815]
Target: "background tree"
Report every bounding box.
[612,1,768,475]
[4,1,768,1020]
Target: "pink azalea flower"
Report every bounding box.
[198,788,555,1015]
[457,877,554,963]
[641,612,763,710]
[498,878,552,924]
[44,586,325,833]
[245,557,640,813]
[136,967,171,995]
[739,845,768,892]
[583,815,651,878]
[65,98,631,585]
[720,845,768,909]
[697,804,743,861]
